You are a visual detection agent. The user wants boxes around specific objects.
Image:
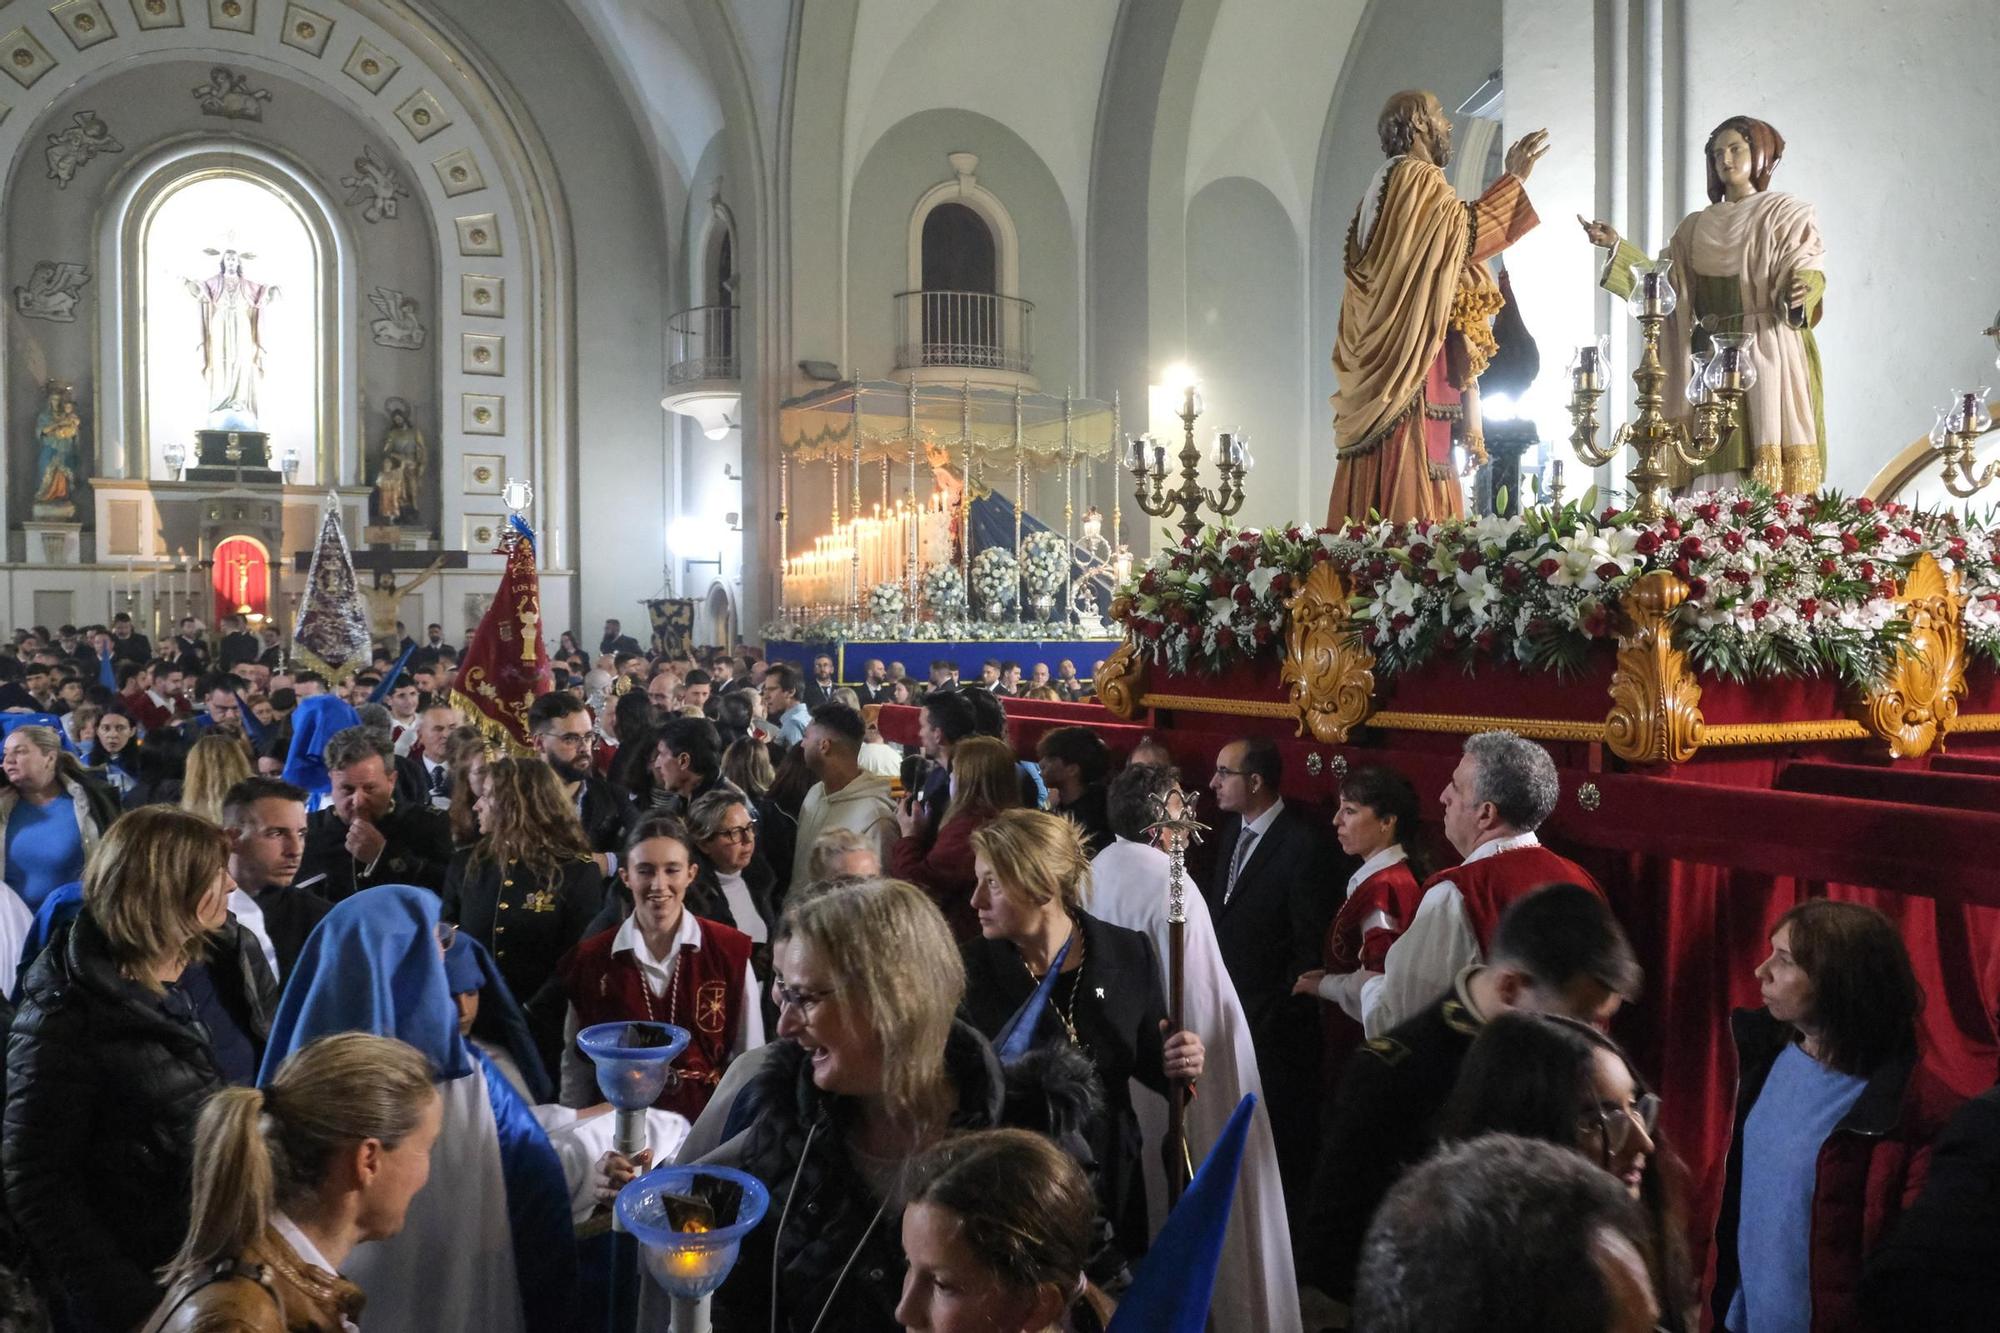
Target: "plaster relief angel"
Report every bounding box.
[368,288,427,350]
[13,261,90,323]
[341,145,410,224]
[44,111,122,189]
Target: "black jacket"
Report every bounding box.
[706,1022,1008,1332]
[801,676,837,708]
[573,772,632,857]
[298,799,454,901]
[960,910,1170,1263]
[217,631,259,668]
[4,911,276,1332]
[1299,983,1485,1304]
[599,633,642,657]
[1052,782,1114,857]
[442,850,606,1073]
[1862,1083,2000,1330]
[1202,803,1333,1034]
[242,884,333,981]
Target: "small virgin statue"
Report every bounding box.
[1581,116,1827,493]
[33,382,81,519]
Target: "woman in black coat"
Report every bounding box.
[441,757,605,1071]
[4,807,276,1333]
[958,810,1206,1265]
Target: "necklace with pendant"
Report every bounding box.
[1021,919,1086,1046]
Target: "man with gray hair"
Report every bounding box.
[1362,729,1601,1036]
[297,724,454,900]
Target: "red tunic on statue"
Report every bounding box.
[559,914,753,1121]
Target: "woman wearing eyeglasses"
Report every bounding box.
[441,757,607,1073]
[556,816,761,1120]
[686,788,773,937]
[1438,1010,1696,1333]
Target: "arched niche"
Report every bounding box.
[98,141,362,487]
[0,0,574,570]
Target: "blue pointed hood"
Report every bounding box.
[1106,1093,1257,1333]
[258,883,470,1085]
[282,694,363,801]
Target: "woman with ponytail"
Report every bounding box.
[146,1032,442,1331]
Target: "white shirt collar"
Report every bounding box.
[1345,844,1409,896]
[1240,797,1286,841]
[613,907,704,977]
[1461,829,1541,866]
[270,1210,338,1278]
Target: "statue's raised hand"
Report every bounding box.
[1577,215,1620,250]
[1503,129,1550,181]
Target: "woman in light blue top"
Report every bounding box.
[1,724,117,910]
[1713,899,1962,1333]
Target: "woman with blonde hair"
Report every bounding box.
[441,756,605,1070]
[962,809,1205,1265]
[145,1033,443,1331]
[6,806,277,1332]
[181,731,253,825]
[1,722,119,909]
[897,1128,1114,1332]
[891,734,1022,939]
[706,877,1036,1330]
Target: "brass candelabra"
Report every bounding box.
[1566,262,1747,522]
[1128,383,1251,543]
[1924,314,1998,495]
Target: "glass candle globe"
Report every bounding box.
[1626,259,1677,318]
[1686,353,1714,406]
[1569,336,1612,392]
[1703,334,1758,393]
[1947,389,1993,436]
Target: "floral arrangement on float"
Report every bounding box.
[1113,489,2000,685]
[970,547,1020,619]
[1020,531,1072,620]
[922,561,969,622]
[865,581,907,627]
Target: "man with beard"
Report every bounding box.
[528,690,627,873]
[1324,90,1548,527]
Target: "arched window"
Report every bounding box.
[901,154,1029,379]
[141,173,321,475]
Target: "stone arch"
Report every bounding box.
[0,0,573,562]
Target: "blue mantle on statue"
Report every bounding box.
[765,636,1123,683]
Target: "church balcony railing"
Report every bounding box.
[668,305,739,384]
[894,290,1034,378]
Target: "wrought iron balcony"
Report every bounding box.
[894,290,1033,376]
[668,304,738,384]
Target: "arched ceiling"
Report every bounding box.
[1182,0,1367,231]
[565,0,724,195]
[845,0,1120,229]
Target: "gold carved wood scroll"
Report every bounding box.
[1283,563,1378,743]
[1605,570,1705,765]
[1851,552,1965,759]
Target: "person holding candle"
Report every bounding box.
[1580,115,1827,493]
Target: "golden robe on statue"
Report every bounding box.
[1326,160,1538,527]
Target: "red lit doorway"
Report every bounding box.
[212,535,271,625]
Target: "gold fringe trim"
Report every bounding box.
[450,687,535,757]
[1449,282,1504,382]
[1750,443,1825,495]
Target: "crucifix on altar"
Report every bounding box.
[291,545,468,638]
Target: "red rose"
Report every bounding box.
[1457,549,1483,572]
[1208,575,1230,597]
[1634,530,1662,555]
[1581,604,1610,638]
[1732,499,1754,516]
[1721,530,1746,552]
[1233,584,1253,606]
[1252,623,1274,647]
[1872,525,1891,544]
[1238,530,1258,543]
[1141,620,1163,639]
[1695,503,1721,523]
[1672,558,1692,579]
[1421,568,1440,587]
[1312,546,1332,563]
[1347,524,1367,540]
[1138,571,1159,594]
[1663,520,1683,539]
[1750,599,1770,620]
[1501,563,1525,589]
[1762,524,1787,544]
[1687,576,1709,600]
[1680,536,1706,560]
[1725,569,1753,585]
[1878,580,1898,599]
[1215,626,1238,651]
[1818,558,1839,577]
[1409,543,1432,565]
[1856,496,1876,513]
[1436,628,1460,652]
[1799,597,1819,620]
[1390,613,1413,633]
[1538,558,1562,578]
[1596,562,1623,581]
[1475,630,1498,653]
[1601,507,1622,522]
[1901,528,1923,544]
[1271,573,1291,595]
[1168,603,1191,625]
[1858,561,1875,582]
[1361,625,1380,647]
[1367,559,1389,581]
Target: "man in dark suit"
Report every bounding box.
[218,614,260,669]
[221,776,332,983]
[108,612,152,665]
[171,616,209,678]
[599,618,643,657]
[801,654,838,708]
[1203,733,1335,1214]
[298,726,454,900]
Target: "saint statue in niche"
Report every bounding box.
[373,398,428,525]
[184,249,281,430]
[1581,116,1827,493]
[33,381,82,520]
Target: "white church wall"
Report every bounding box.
[1185,176,1308,532]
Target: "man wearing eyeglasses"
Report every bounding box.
[528,690,628,874]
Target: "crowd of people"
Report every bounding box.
[0,612,1992,1331]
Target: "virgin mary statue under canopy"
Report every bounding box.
[184,248,280,430]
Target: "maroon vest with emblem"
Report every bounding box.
[1419,843,1602,954]
[560,915,753,1121]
